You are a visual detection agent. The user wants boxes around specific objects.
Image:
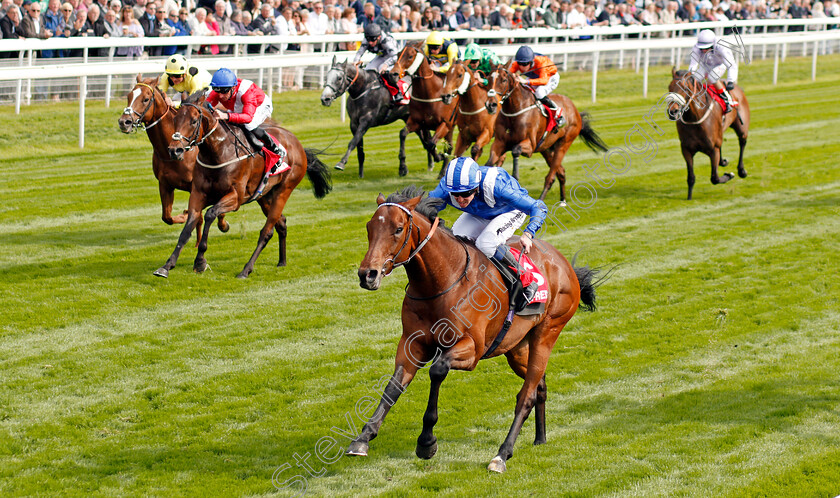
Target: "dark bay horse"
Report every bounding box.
[440,62,500,162]
[320,57,414,177]
[487,67,609,203]
[118,76,228,239]
[350,186,604,473]
[154,92,332,279]
[665,68,750,200]
[390,45,456,175]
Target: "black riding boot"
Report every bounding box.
[251,126,282,156]
[489,245,539,312]
[539,96,565,129]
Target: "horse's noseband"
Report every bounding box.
[123,83,167,131]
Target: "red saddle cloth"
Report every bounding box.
[261,134,290,177]
[509,248,549,304]
[543,102,563,131]
[704,84,728,110]
[381,75,410,104]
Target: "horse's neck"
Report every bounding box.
[504,85,535,112]
[346,68,370,98]
[412,63,439,97]
[404,218,467,297]
[197,119,238,164]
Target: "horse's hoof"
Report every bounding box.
[738,169,748,178]
[534,438,546,446]
[415,440,438,460]
[194,262,209,274]
[719,158,729,167]
[399,167,408,177]
[235,272,249,279]
[559,200,567,207]
[334,164,345,171]
[218,221,230,233]
[346,441,369,456]
[487,456,507,473]
[153,268,169,278]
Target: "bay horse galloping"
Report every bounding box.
[440,61,500,162]
[390,44,457,174]
[118,76,228,238]
[350,186,604,473]
[154,92,332,279]
[321,56,413,177]
[665,68,750,200]
[487,67,609,203]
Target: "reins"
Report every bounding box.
[123,82,170,131]
[376,202,470,301]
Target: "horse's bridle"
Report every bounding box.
[170,102,219,152]
[123,82,169,131]
[376,202,440,277]
[667,72,713,125]
[324,63,363,100]
[495,68,539,118]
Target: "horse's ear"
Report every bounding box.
[332,55,336,66]
[671,66,677,78]
[180,91,188,101]
[403,195,423,212]
[136,73,142,83]
[376,193,386,205]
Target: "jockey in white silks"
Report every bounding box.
[688,29,739,113]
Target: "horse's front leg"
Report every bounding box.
[709,147,734,186]
[682,146,696,200]
[238,187,292,278]
[416,337,476,459]
[195,190,240,274]
[398,126,409,177]
[336,118,371,173]
[347,334,430,457]
[153,200,204,278]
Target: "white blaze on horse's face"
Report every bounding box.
[406,51,423,76]
[457,71,471,94]
[123,87,142,116]
[378,215,385,223]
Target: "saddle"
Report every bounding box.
[704,84,739,111]
[380,74,410,105]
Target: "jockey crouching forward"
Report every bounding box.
[158,54,212,107]
[463,43,501,85]
[688,29,739,114]
[354,23,404,105]
[510,46,565,129]
[429,157,548,311]
[423,31,459,74]
[207,68,287,165]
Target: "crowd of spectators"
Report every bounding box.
[2,0,839,59]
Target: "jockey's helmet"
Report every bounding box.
[515,45,535,65]
[364,23,381,42]
[210,68,237,91]
[464,43,482,61]
[443,157,481,194]
[697,29,716,50]
[165,54,188,76]
[426,31,444,50]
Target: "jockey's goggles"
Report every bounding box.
[428,44,441,50]
[451,188,478,199]
[212,87,233,93]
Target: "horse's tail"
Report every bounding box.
[571,251,617,312]
[305,148,333,199]
[579,112,609,153]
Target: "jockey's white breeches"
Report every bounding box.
[452,210,527,257]
[244,100,273,131]
[531,73,560,99]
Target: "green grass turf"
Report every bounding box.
[0,53,838,497]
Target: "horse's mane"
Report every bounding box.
[385,186,448,229]
[184,90,208,104]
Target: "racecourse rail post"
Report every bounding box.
[591,49,599,103]
[773,43,779,85]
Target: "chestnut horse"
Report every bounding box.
[154,92,331,279]
[487,67,608,203]
[440,61,501,162]
[350,186,604,473]
[665,68,750,200]
[118,76,228,239]
[390,45,456,175]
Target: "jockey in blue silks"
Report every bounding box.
[429,157,548,308]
